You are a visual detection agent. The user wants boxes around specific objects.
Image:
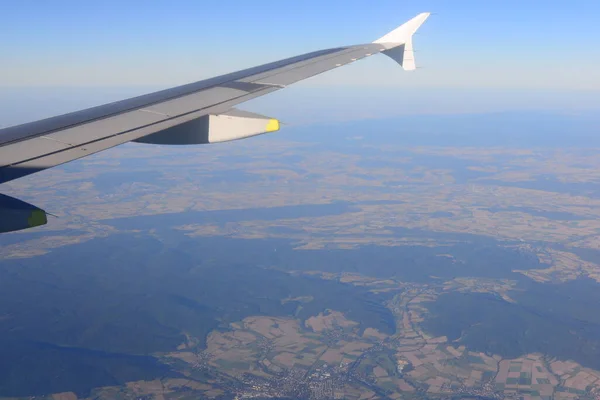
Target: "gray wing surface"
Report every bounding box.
[0,13,429,185]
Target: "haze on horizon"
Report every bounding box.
[0,0,598,129]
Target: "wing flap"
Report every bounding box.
[0,137,72,167]
[0,110,166,168]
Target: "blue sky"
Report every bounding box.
[1,0,599,122]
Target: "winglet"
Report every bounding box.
[374,12,430,71]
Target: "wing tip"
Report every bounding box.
[373,12,431,45]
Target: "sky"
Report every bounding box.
[1,0,599,123]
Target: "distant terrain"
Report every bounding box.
[2,112,600,399]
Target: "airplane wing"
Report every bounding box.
[0,12,430,233]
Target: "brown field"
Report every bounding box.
[52,393,77,400]
[273,352,298,368]
[338,340,372,356]
[305,310,358,332]
[165,351,198,364]
[397,379,415,392]
[362,328,388,340]
[321,348,345,364]
[374,366,388,378]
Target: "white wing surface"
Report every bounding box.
[0,12,430,232]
